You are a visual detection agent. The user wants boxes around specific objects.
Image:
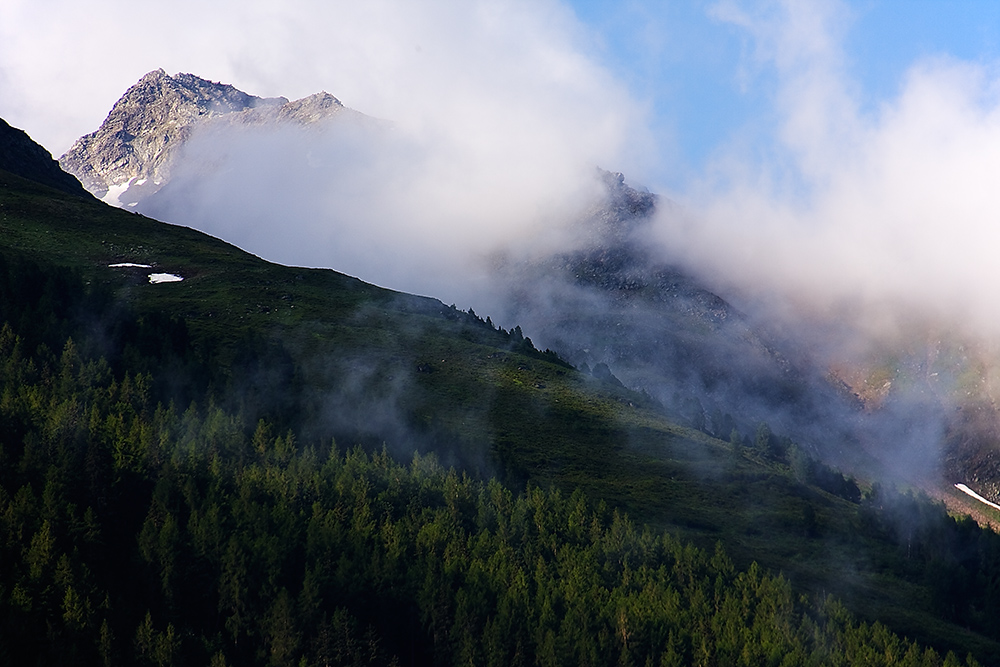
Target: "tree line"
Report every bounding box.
[1,247,997,665]
[0,318,984,666]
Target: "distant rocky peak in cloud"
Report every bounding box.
[58,70,356,206]
[580,168,657,249]
[273,92,345,123]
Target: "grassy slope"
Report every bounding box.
[2,169,997,661]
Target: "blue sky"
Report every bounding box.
[565,1,1000,335]
[563,1,1000,186]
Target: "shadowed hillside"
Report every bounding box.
[2,120,1000,664]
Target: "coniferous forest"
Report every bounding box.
[0,318,984,666]
[2,168,1000,665]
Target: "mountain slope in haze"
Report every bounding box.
[0,118,90,197]
[57,70,995,492]
[827,331,1000,500]
[8,118,1000,662]
[59,69,359,207]
[496,170,877,470]
[4,130,670,477]
[60,71,857,458]
[2,312,982,666]
[501,169,1000,502]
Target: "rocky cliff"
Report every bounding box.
[58,70,351,205]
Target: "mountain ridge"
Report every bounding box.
[58,70,356,207]
[496,169,880,474]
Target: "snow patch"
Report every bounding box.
[101,177,135,208]
[148,273,183,284]
[955,483,1000,512]
[109,262,152,268]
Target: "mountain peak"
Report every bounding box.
[59,71,358,204]
[140,68,168,81]
[58,70,286,199]
[576,168,657,249]
[276,91,344,122]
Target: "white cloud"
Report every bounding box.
[134,116,590,304]
[17,0,1000,347]
[659,0,1000,346]
[1,0,648,305]
[0,0,647,165]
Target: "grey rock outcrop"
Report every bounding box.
[228,91,347,126]
[59,70,352,204]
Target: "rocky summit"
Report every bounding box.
[495,170,857,457]
[58,70,351,205]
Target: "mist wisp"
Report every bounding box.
[635,2,1000,487]
[136,94,621,310]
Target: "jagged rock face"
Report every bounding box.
[59,69,282,199]
[58,70,349,204]
[234,91,347,126]
[500,172,762,378]
[497,171,863,453]
[0,117,90,197]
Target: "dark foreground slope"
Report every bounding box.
[0,165,655,473]
[0,345,979,667]
[0,119,91,198]
[2,155,1000,663]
